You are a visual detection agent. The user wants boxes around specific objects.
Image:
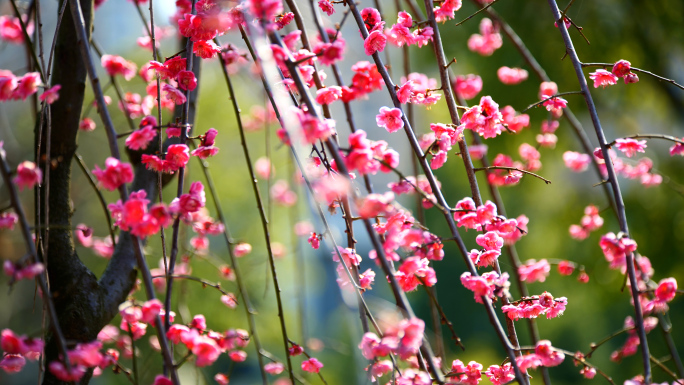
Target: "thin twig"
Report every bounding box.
[164,0,197,341]
[522,91,584,112]
[453,0,502,27]
[1,148,71,373]
[67,0,178,380]
[650,355,684,385]
[606,134,684,148]
[218,40,296,385]
[546,0,652,381]
[9,0,45,80]
[74,153,117,247]
[481,4,619,221]
[473,166,552,184]
[192,145,269,385]
[580,63,684,91]
[273,16,444,381]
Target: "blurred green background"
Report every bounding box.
[1,0,683,384]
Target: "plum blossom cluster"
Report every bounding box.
[598,232,638,271]
[3,260,45,282]
[167,315,250,368]
[362,7,387,56]
[188,208,226,253]
[142,144,190,173]
[369,209,446,292]
[311,27,345,66]
[12,160,43,191]
[502,291,567,320]
[497,66,528,85]
[592,145,662,186]
[515,340,566,372]
[589,59,639,88]
[388,173,441,209]
[670,138,684,157]
[331,246,375,291]
[108,190,171,238]
[569,205,604,240]
[102,54,137,81]
[286,343,324,375]
[538,81,567,114]
[276,106,336,145]
[448,359,519,385]
[0,15,33,44]
[48,340,120,381]
[610,316,659,363]
[342,60,385,101]
[0,211,18,230]
[486,144,539,187]
[93,157,134,191]
[614,138,647,158]
[424,123,464,169]
[642,277,679,314]
[344,130,400,175]
[386,11,434,48]
[460,96,506,138]
[468,18,502,56]
[518,259,551,283]
[0,70,58,103]
[107,182,205,239]
[125,116,158,150]
[398,72,443,106]
[452,74,482,101]
[563,150,592,172]
[602,152,663,187]
[358,317,425,362]
[1,329,44,374]
[453,198,526,245]
[460,270,510,303]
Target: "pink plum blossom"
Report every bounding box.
[265,362,285,374]
[615,138,647,157]
[0,15,34,44]
[376,106,404,133]
[467,18,502,56]
[497,66,528,85]
[0,211,18,230]
[79,118,96,131]
[364,30,387,56]
[177,70,197,91]
[518,259,551,283]
[126,125,157,150]
[13,161,42,190]
[612,60,631,77]
[453,74,482,100]
[163,84,187,105]
[318,0,335,15]
[39,85,61,104]
[92,157,134,191]
[485,363,515,385]
[589,69,618,88]
[234,243,252,257]
[302,357,323,373]
[315,86,343,105]
[101,54,137,80]
[563,151,591,172]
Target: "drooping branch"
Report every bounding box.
[480,4,619,220]
[1,146,71,379]
[218,34,296,384]
[342,1,528,382]
[545,0,652,381]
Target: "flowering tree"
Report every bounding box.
[0,0,683,384]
